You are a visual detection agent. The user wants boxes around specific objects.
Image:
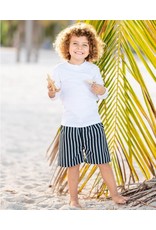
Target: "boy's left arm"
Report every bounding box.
[91,66,108,99]
[91,83,108,99]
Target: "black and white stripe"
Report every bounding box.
[58,123,111,167]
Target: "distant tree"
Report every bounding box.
[1,20,18,46]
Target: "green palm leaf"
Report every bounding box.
[47,20,156,198]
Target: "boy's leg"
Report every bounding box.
[67,164,81,207]
[98,163,129,204]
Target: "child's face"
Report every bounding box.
[69,35,89,63]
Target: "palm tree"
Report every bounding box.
[47,20,156,198]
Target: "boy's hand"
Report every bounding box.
[47,83,56,98]
[91,82,106,95]
[47,74,60,98]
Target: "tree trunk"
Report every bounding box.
[25,20,33,62]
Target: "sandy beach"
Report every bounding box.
[0,48,156,212]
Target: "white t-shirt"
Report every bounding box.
[51,61,108,127]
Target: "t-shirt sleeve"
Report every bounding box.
[50,66,61,100]
[93,66,109,100]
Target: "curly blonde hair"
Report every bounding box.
[53,23,105,62]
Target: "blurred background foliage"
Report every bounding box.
[1,20,71,47]
[1,20,18,46]
[0,20,72,62]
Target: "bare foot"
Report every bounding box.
[69,201,82,209]
[112,194,129,204]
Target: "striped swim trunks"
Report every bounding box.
[58,123,111,167]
